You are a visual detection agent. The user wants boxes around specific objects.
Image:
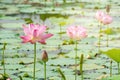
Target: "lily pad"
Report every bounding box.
[70,64,104,70]
[102,75,120,80]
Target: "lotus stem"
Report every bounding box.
[75,40,78,80]
[106,6,110,47]
[33,43,36,80]
[118,62,120,75]
[110,60,112,77]
[52,0,55,8]
[44,62,47,80]
[58,44,62,54]
[59,25,62,39]
[2,42,7,79]
[98,22,102,53]
[80,54,84,80]
[106,25,109,47]
[45,0,46,7]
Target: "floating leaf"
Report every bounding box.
[40,13,68,21]
[19,67,40,72]
[70,64,104,70]
[58,31,66,34]
[101,28,115,35]
[62,39,75,45]
[102,75,120,80]
[59,21,66,26]
[23,72,31,78]
[24,18,33,24]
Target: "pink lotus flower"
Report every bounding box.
[95,11,105,22]
[66,26,87,40]
[20,24,53,44]
[101,15,113,25]
[6,78,12,80]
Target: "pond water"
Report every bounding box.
[0,0,120,80]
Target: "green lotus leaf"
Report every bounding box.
[102,75,120,80]
[102,48,120,62]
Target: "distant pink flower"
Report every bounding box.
[20,24,53,44]
[95,11,105,22]
[101,15,113,25]
[66,26,87,40]
[6,78,12,80]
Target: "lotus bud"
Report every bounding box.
[3,42,7,50]
[80,54,84,76]
[80,54,84,64]
[42,50,48,62]
[106,4,110,13]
